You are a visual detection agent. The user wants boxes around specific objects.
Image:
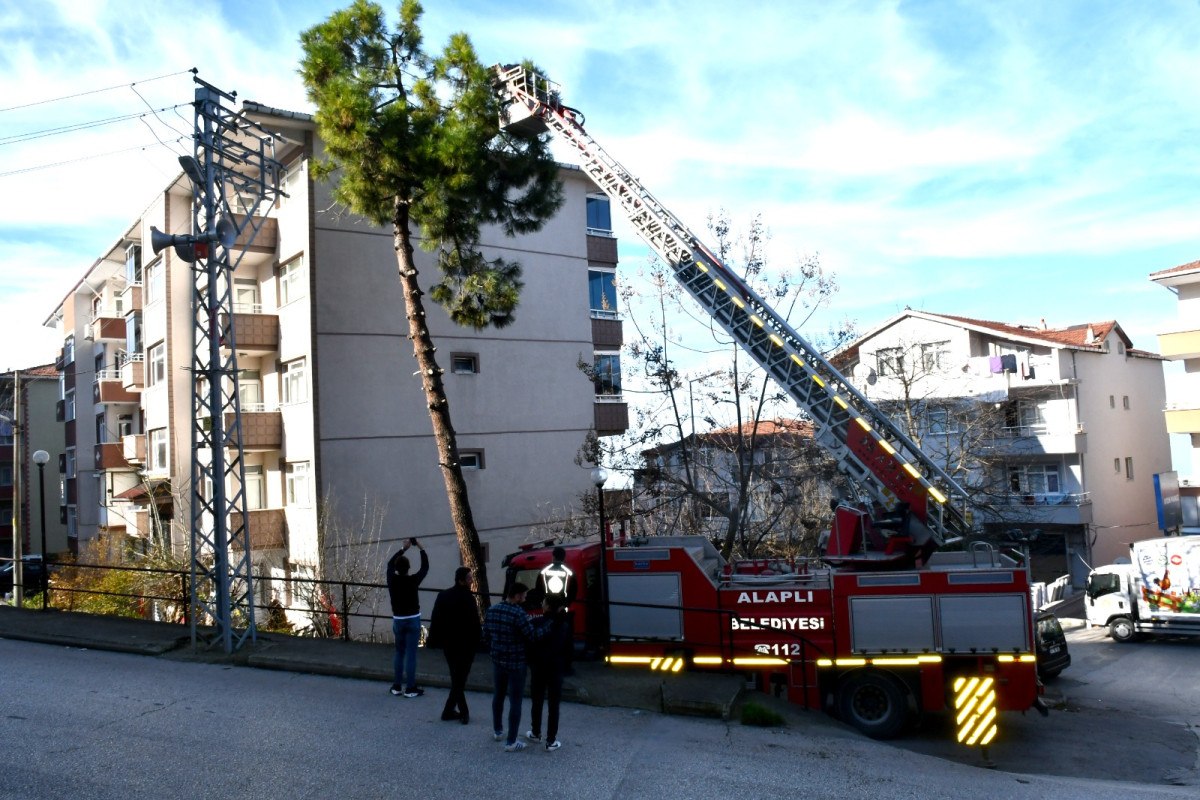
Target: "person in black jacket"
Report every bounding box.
[428,566,481,724]
[526,596,571,751]
[387,538,429,698]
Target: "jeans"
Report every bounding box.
[491,661,527,745]
[529,663,563,743]
[392,616,421,689]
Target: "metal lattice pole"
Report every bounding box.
[182,77,285,653]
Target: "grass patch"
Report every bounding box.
[740,701,785,727]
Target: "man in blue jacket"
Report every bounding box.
[387,538,428,697]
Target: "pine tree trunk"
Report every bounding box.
[392,200,491,616]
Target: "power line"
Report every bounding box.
[0,136,189,179]
[0,68,196,114]
[0,104,191,147]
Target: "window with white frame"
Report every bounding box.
[1125,457,1134,480]
[279,256,306,306]
[64,389,75,421]
[65,448,76,479]
[876,347,904,376]
[145,261,164,305]
[148,342,166,387]
[282,358,307,404]
[286,462,311,507]
[586,194,612,234]
[593,352,621,398]
[1008,464,1060,495]
[66,506,77,539]
[244,465,264,511]
[234,279,260,314]
[149,428,168,472]
[588,269,619,318]
[920,341,950,372]
[451,353,480,374]
[459,450,485,470]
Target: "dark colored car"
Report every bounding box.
[1035,611,1071,680]
[0,556,50,595]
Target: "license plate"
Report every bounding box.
[1048,646,1061,654]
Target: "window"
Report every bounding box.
[1114,458,1120,473]
[1008,464,1060,495]
[65,448,77,479]
[64,390,75,422]
[588,269,619,319]
[279,256,305,306]
[459,451,485,470]
[586,194,612,234]
[876,347,904,376]
[1122,396,1130,410]
[244,465,264,511]
[66,506,77,539]
[281,160,304,203]
[1109,395,1115,409]
[64,335,75,365]
[96,413,106,444]
[1125,457,1134,481]
[0,499,11,523]
[149,428,168,472]
[126,244,142,285]
[594,352,622,398]
[1004,399,1047,433]
[148,343,166,387]
[451,353,479,374]
[117,414,134,438]
[0,464,12,486]
[238,370,263,410]
[234,279,260,314]
[920,341,950,372]
[145,261,163,305]
[282,359,307,404]
[286,462,311,507]
[126,311,142,353]
[0,426,12,446]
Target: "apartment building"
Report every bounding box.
[42,101,627,605]
[835,311,1171,584]
[1,366,67,560]
[1150,259,1200,533]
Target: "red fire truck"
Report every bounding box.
[494,66,1045,741]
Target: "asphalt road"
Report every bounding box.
[1,637,1195,800]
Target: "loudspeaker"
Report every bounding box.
[149,226,174,256]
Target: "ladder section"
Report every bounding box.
[494,65,969,544]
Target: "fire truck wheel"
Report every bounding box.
[837,671,911,740]
[1109,616,1136,643]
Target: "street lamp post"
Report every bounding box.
[590,466,609,649]
[32,450,50,610]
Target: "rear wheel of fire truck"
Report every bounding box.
[837,671,912,740]
[1109,616,1136,643]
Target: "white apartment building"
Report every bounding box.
[1150,259,1200,533]
[836,311,1171,584]
[43,101,627,611]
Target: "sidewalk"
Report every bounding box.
[0,606,744,719]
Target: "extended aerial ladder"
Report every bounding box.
[494,65,972,554]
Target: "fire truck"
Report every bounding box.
[494,65,1044,741]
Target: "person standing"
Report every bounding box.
[387,537,428,698]
[482,581,543,752]
[428,566,480,723]
[526,596,571,751]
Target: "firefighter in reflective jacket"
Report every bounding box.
[537,547,576,674]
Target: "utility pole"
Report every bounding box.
[152,75,284,653]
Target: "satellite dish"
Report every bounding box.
[866,368,877,386]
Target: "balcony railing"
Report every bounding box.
[123,434,146,464]
[998,491,1091,507]
[119,353,144,391]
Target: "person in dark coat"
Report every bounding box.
[526,596,571,751]
[386,538,429,697]
[428,566,481,724]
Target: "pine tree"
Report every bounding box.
[300,0,563,614]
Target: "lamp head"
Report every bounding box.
[32,449,50,466]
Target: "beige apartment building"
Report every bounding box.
[1151,259,1200,533]
[43,101,627,611]
[836,311,1171,584]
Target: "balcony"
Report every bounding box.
[95,442,135,472]
[122,433,146,465]
[225,410,282,451]
[594,398,629,437]
[229,508,288,551]
[90,310,126,342]
[1166,408,1200,435]
[94,371,139,405]
[1157,328,1200,361]
[120,283,142,314]
[120,354,144,391]
[231,214,278,268]
[985,423,1086,456]
[993,492,1094,526]
[591,317,623,349]
[586,233,618,264]
[219,309,279,354]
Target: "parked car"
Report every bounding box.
[0,556,50,595]
[1035,610,1071,679]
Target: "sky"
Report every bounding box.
[2,0,1199,465]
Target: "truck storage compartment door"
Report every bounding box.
[938,594,1030,652]
[849,596,936,652]
[609,573,684,640]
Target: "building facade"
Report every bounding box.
[835,311,1171,584]
[1150,260,1200,533]
[42,101,627,616]
[2,366,67,561]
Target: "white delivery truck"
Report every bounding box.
[1085,536,1200,641]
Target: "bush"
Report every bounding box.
[740,701,785,727]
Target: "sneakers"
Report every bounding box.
[525,730,542,742]
[545,739,562,751]
[401,687,424,698]
[503,741,527,752]
[389,685,404,696]
[493,731,504,742]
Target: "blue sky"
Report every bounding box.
[3,2,1198,435]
